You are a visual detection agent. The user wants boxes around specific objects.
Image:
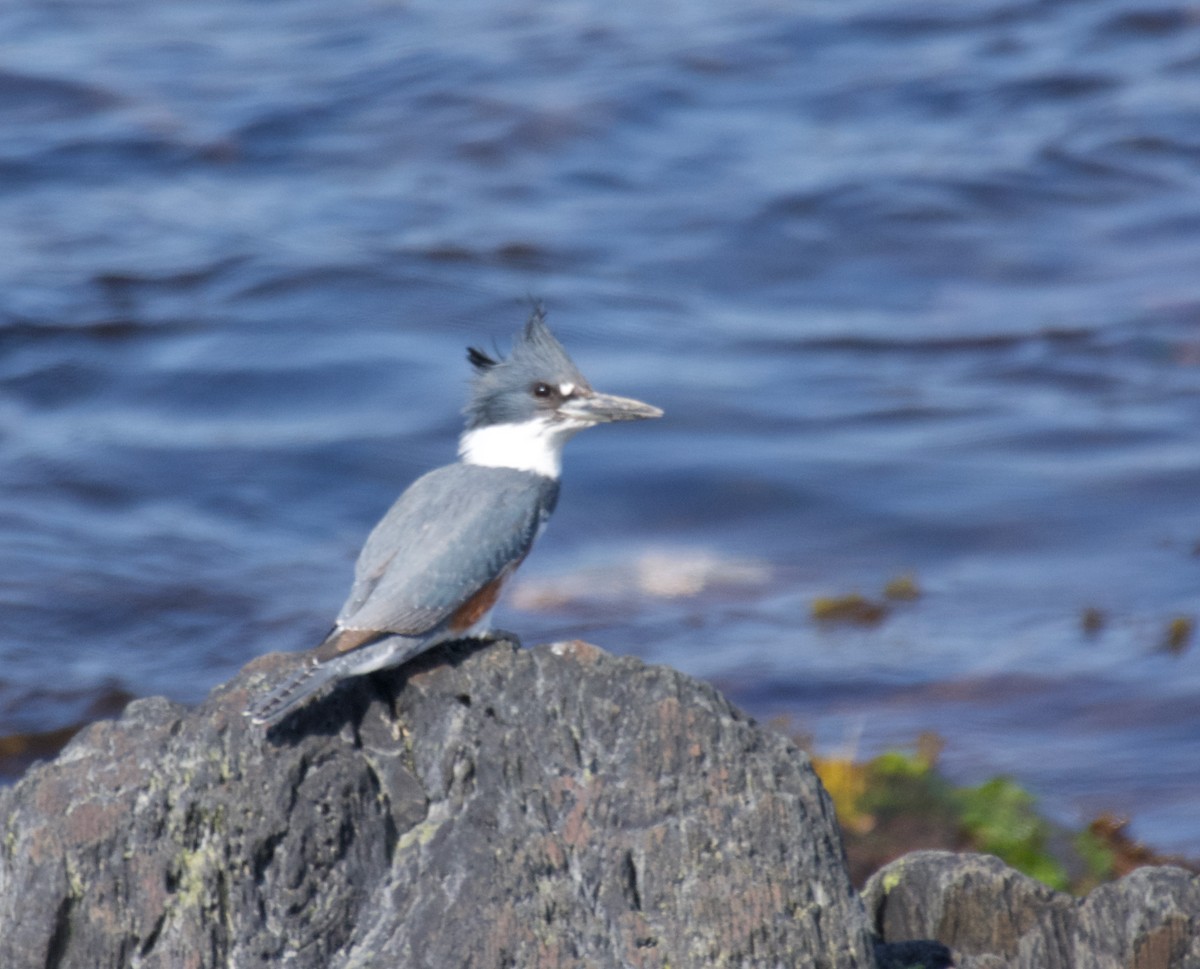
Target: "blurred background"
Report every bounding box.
[0,1,1198,854]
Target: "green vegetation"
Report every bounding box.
[954,776,1068,890]
[807,739,1191,893]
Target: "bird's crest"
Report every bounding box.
[466,306,556,372]
[463,307,589,429]
[467,346,498,371]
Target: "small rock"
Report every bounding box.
[863,849,1200,969]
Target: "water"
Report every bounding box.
[1,0,1198,852]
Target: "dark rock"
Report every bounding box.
[874,938,954,969]
[0,638,877,968]
[863,850,1200,969]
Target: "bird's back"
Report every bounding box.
[336,462,559,636]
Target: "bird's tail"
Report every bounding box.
[244,656,344,728]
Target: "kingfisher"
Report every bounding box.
[246,309,662,726]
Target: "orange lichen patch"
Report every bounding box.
[811,593,888,625]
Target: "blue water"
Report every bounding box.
[2,1,1199,852]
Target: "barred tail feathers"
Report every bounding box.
[244,657,344,728]
[244,630,437,727]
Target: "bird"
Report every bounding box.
[245,309,662,727]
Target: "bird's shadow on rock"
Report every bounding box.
[261,633,518,746]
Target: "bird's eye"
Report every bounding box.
[533,383,553,399]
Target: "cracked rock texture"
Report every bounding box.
[864,850,1200,969]
[0,638,876,968]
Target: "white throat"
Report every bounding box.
[458,416,584,479]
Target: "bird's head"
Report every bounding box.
[460,309,662,478]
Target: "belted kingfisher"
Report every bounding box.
[246,309,662,726]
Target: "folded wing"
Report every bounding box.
[330,463,559,646]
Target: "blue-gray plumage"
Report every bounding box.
[330,464,558,639]
[246,309,660,727]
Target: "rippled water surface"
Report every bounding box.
[2,1,1199,850]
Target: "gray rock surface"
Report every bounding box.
[863,850,1200,969]
[0,637,877,969]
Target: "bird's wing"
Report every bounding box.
[333,463,558,638]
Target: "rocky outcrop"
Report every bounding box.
[864,850,1200,969]
[0,638,877,968]
[7,635,1198,969]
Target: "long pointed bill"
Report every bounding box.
[560,391,663,424]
